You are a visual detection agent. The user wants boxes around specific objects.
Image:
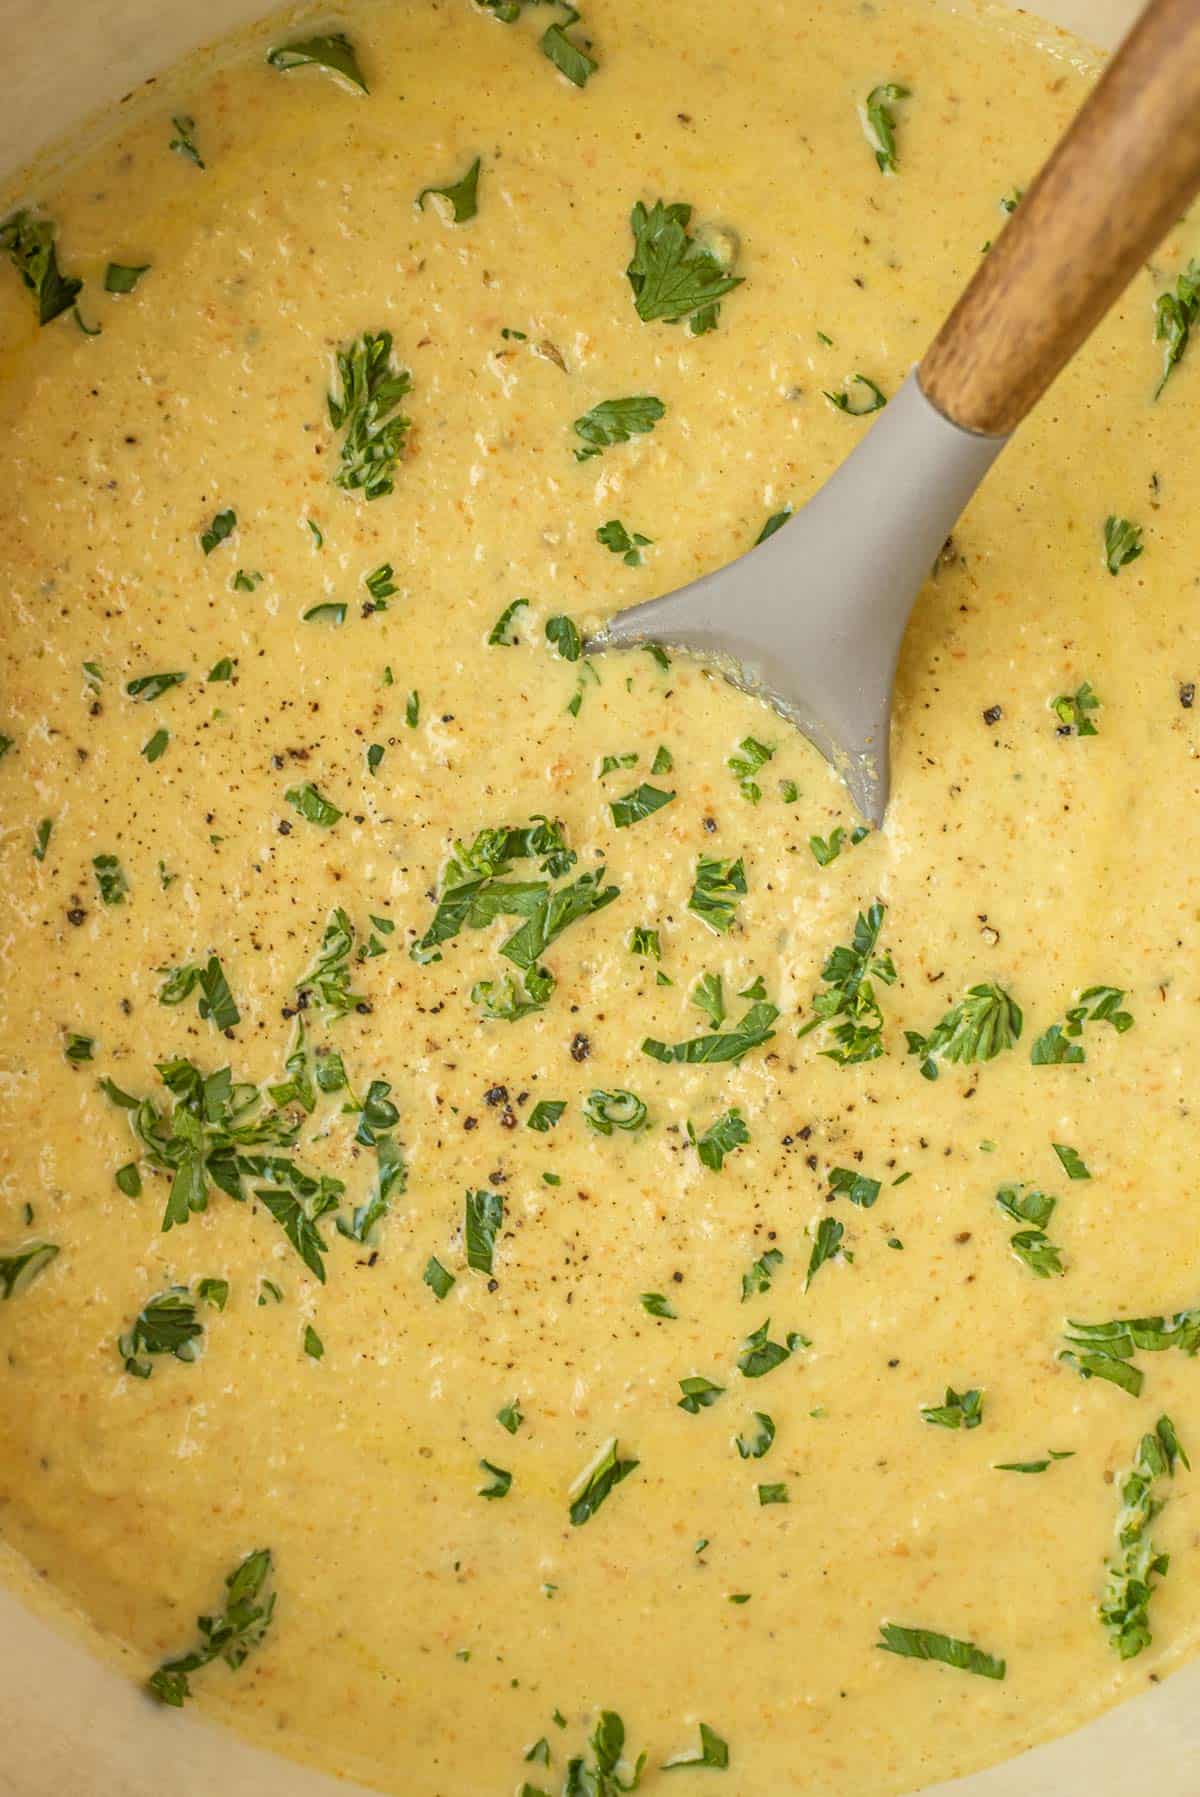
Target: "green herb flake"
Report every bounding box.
[798,902,896,1065]
[148,1548,275,1706]
[663,1723,729,1771]
[862,83,911,174]
[678,1374,724,1414]
[735,1411,775,1460]
[568,1439,639,1527]
[266,32,368,92]
[877,1623,1004,1680]
[303,1323,324,1360]
[583,1089,648,1135]
[200,510,237,556]
[93,853,128,906]
[757,1482,788,1505]
[640,1292,677,1319]
[0,208,83,324]
[527,1099,566,1132]
[32,817,52,861]
[1153,260,1200,398]
[424,1256,455,1300]
[1053,1142,1091,1180]
[418,156,481,223]
[328,330,413,501]
[921,1386,983,1430]
[688,1107,750,1173]
[0,1241,59,1299]
[169,115,205,169]
[597,518,652,566]
[824,374,887,415]
[573,395,665,461]
[626,199,743,331]
[1104,515,1143,575]
[905,983,1022,1080]
[142,727,169,763]
[1100,1414,1187,1658]
[465,1188,504,1274]
[611,782,674,828]
[285,782,342,827]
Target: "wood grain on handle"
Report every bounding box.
[919,0,1200,438]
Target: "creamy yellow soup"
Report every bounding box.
[2,1,1200,1793]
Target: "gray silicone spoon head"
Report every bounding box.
[586,0,1200,827]
[586,373,1003,827]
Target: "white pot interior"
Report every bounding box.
[2,1,1197,1794]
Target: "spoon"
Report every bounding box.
[587,0,1200,825]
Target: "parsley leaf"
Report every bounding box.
[805,1216,847,1289]
[610,782,674,827]
[478,1459,512,1499]
[417,155,482,223]
[1104,515,1143,574]
[583,1089,648,1135]
[597,519,652,565]
[662,1724,729,1771]
[756,507,791,544]
[328,331,413,500]
[105,262,150,294]
[688,855,746,934]
[1101,1415,1187,1658]
[824,374,887,414]
[573,396,665,460]
[0,1241,59,1299]
[498,1398,524,1434]
[688,1107,749,1172]
[640,1292,677,1319]
[1032,985,1131,1063]
[678,1374,724,1413]
[1153,260,1200,398]
[528,1100,566,1132]
[200,509,236,555]
[465,1188,504,1273]
[1051,681,1100,736]
[727,736,774,803]
[738,1318,804,1377]
[798,903,896,1064]
[488,597,529,644]
[741,1248,782,1302]
[877,1624,1004,1680]
[126,670,186,701]
[643,997,777,1066]
[735,1412,775,1459]
[569,1438,639,1525]
[540,7,597,86]
[169,115,205,169]
[1053,1142,1091,1180]
[0,208,82,324]
[285,782,342,827]
[995,1183,1064,1277]
[266,32,368,92]
[93,853,128,906]
[626,200,743,330]
[142,728,169,763]
[424,1255,455,1300]
[546,614,584,661]
[905,982,1022,1080]
[921,1386,983,1430]
[827,1165,881,1208]
[862,83,911,174]
[119,1286,205,1378]
[148,1549,275,1706]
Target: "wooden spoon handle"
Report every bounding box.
[919,0,1200,437]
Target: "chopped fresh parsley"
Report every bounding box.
[727,736,774,803]
[688,1107,749,1172]
[757,1482,788,1505]
[126,670,185,702]
[546,614,584,661]
[827,1165,881,1208]
[1031,985,1132,1063]
[583,1089,648,1135]
[1104,515,1143,574]
[569,1437,638,1525]
[285,782,342,826]
[142,728,169,763]
[735,1412,775,1460]
[105,262,150,294]
[805,1216,848,1289]
[629,925,661,960]
[478,1459,512,1499]
[994,1183,1064,1277]
[1053,1142,1090,1180]
[497,1398,524,1434]
[488,597,529,645]
[328,331,413,500]
[93,853,128,906]
[573,395,665,461]
[1101,1415,1187,1658]
[994,1450,1074,1474]
[157,954,240,1031]
[32,817,52,861]
[824,374,887,414]
[738,1318,805,1378]
[119,1286,205,1378]
[688,855,746,934]
[643,994,777,1066]
[678,1374,724,1413]
[465,1188,504,1273]
[303,1323,324,1360]
[626,200,743,331]
[148,1548,275,1706]
[528,1100,566,1132]
[0,208,82,324]
[417,156,481,222]
[266,32,368,91]
[424,1256,455,1300]
[597,519,652,566]
[906,983,1022,1080]
[1051,681,1100,736]
[798,903,896,1064]
[877,1623,1004,1680]
[0,1241,59,1299]
[200,509,236,555]
[921,1386,983,1430]
[640,1292,677,1319]
[756,507,791,545]
[809,823,869,866]
[610,782,674,827]
[741,1247,782,1302]
[303,601,346,626]
[662,1724,729,1771]
[1060,1310,1200,1398]
[169,115,205,170]
[862,83,911,174]
[1153,259,1200,397]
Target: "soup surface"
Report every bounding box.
[2,1,1200,1792]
